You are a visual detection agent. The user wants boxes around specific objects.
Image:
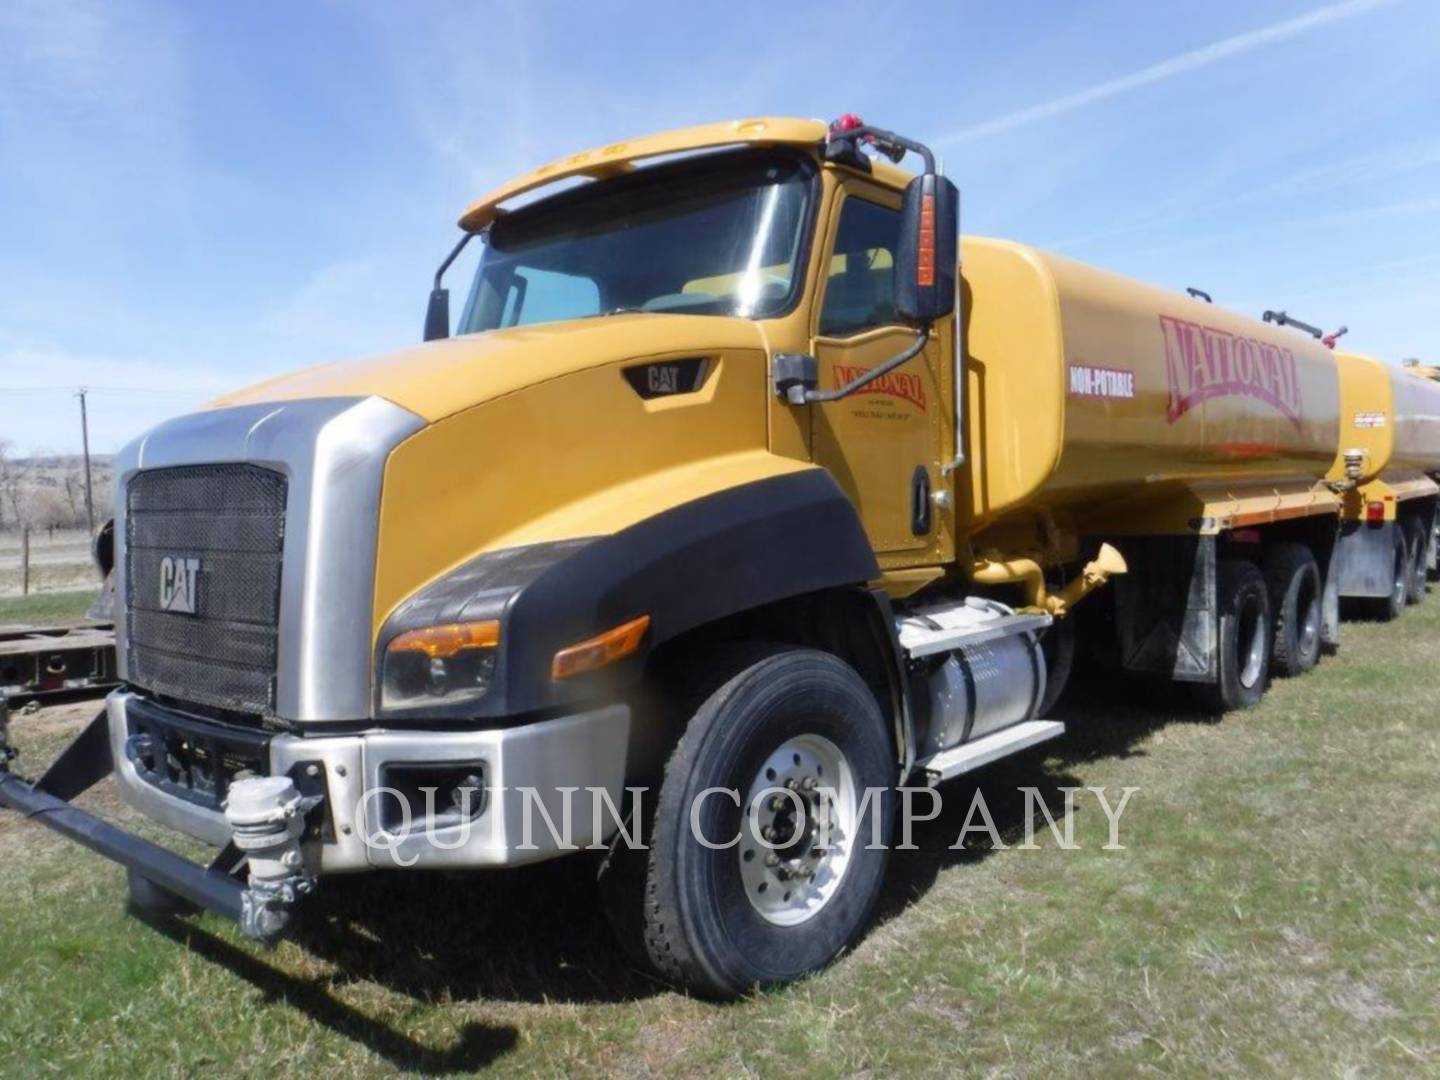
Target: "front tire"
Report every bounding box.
[1194,560,1271,713]
[607,645,895,999]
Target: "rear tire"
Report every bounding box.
[602,645,895,999]
[1194,560,1271,713]
[1264,543,1322,678]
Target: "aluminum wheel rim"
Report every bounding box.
[739,733,857,928]
[1393,544,1407,605]
[1237,592,1266,689]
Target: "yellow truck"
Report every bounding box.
[3,115,1438,998]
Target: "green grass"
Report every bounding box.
[2,599,1439,1076]
[0,588,98,626]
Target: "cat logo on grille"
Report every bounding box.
[158,555,201,615]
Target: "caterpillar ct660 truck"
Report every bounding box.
[3,116,1436,998]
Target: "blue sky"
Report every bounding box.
[1,0,1437,454]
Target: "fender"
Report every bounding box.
[377,468,880,718]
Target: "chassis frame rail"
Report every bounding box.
[0,624,120,708]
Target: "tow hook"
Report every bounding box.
[224,776,323,946]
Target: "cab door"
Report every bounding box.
[810,182,953,567]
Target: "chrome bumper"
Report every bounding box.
[107,691,632,872]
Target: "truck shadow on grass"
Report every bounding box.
[137,910,521,1075]
[134,674,1218,1074]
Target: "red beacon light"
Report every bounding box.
[826,114,908,164]
[1322,325,1349,349]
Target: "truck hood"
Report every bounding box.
[209,313,770,423]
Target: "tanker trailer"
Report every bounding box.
[1402,361,1440,582]
[1329,351,1440,618]
[0,115,1373,996]
[949,238,1343,711]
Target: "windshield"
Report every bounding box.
[458,150,815,332]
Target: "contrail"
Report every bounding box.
[935,0,1397,146]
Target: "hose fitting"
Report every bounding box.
[224,776,320,946]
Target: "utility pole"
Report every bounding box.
[76,388,95,535]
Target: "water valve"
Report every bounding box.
[224,776,321,945]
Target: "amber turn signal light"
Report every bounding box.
[387,620,500,659]
[916,191,936,288]
[552,615,651,679]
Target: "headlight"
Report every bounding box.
[380,620,499,711]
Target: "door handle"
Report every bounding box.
[911,466,931,536]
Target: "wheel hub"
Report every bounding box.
[739,733,857,927]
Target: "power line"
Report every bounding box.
[0,385,209,395]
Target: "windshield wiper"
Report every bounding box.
[597,306,652,317]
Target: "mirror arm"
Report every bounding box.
[433,232,474,291]
[804,327,930,403]
[423,232,476,342]
[830,126,937,174]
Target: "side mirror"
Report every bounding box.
[423,287,450,341]
[895,173,959,325]
[423,232,475,342]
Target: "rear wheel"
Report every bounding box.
[1264,543,1322,678]
[1194,560,1271,713]
[602,645,895,999]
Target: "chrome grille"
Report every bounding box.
[124,464,287,715]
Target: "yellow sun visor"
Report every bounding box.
[457,117,829,232]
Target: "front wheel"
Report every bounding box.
[604,645,896,999]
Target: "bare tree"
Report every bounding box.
[62,464,83,522]
[29,488,70,534]
[0,439,31,532]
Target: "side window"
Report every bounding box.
[818,197,901,337]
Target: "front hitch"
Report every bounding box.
[0,708,315,947]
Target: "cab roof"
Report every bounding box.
[457,116,915,231]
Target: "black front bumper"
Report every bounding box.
[0,706,280,940]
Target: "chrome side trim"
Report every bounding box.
[270,731,369,872]
[112,396,425,721]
